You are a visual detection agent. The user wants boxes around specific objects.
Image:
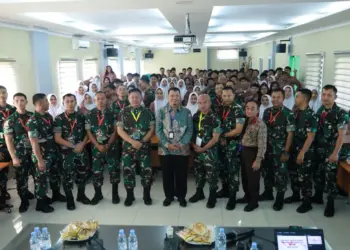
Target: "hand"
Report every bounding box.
[296,151,305,165]
[73,142,85,153]
[195,147,206,153]
[37,160,46,172]
[168,144,178,151]
[131,140,143,150]
[12,157,21,167]
[328,153,338,163]
[97,144,108,153]
[252,161,261,171]
[280,153,289,163]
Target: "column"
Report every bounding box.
[135,47,141,74]
[99,42,107,74]
[271,41,276,70]
[118,46,124,76]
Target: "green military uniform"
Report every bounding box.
[0,104,16,194]
[117,106,155,190]
[314,104,349,198]
[192,110,221,191]
[262,106,295,192]
[54,112,88,192]
[211,96,222,115]
[207,87,216,103]
[218,102,245,193]
[3,111,34,199]
[85,108,120,187]
[289,107,318,199]
[27,112,60,199]
[143,88,155,109]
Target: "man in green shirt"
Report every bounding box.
[4,93,34,213]
[117,88,155,206]
[86,91,120,205]
[54,94,90,210]
[140,75,155,109]
[27,93,66,213]
[312,85,349,217]
[189,94,221,208]
[260,88,295,211]
[285,89,317,213]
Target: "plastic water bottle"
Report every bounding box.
[40,227,51,250]
[118,229,127,250]
[250,242,258,250]
[30,232,40,250]
[128,229,138,250]
[33,227,42,248]
[215,228,226,250]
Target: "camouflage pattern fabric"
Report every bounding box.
[110,98,130,117]
[192,110,222,190]
[262,106,295,192]
[117,106,155,189]
[85,108,120,187]
[143,88,155,108]
[4,111,34,197]
[211,97,222,115]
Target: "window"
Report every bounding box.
[57,59,78,96]
[83,58,98,80]
[333,51,350,111]
[0,59,17,99]
[304,53,324,92]
[107,58,120,78]
[216,49,239,60]
[124,58,136,75]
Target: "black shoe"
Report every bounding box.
[52,189,67,203]
[112,184,120,204]
[297,200,313,214]
[19,197,29,213]
[206,190,217,209]
[26,190,35,200]
[124,189,135,207]
[324,197,335,217]
[226,192,237,210]
[284,193,301,204]
[216,185,229,198]
[311,190,324,204]
[189,188,205,203]
[179,198,187,207]
[259,189,274,201]
[237,195,250,204]
[273,192,285,211]
[163,197,174,207]
[76,186,91,205]
[90,186,103,205]
[5,190,10,200]
[44,195,53,205]
[143,187,152,206]
[35,199,54,213]
[244,203,259,212]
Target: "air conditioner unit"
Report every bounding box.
[173,48,190,54]
[72,38,90,50]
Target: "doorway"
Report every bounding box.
[289,55,300,79]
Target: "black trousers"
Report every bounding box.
[240,146,260,205]
[160,155,188,200]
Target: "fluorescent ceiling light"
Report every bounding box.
[112,27,174,36]
[204,42,247,47]
[213,24,278,32]
[251,32,276,39]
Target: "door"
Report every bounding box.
[289,55,300,79]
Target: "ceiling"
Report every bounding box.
[0,0,350,48]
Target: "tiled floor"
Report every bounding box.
[0,171,349,249]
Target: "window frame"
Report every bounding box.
[0,58,17,99]
[333,51,350,111]
[83,58,98,80]
[57,58,79,97]
[303,52,325,92]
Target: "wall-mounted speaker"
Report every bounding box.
[276,44,287,53]
[106,48,118,57]
[193,48,201,53]
[239,51,247,57]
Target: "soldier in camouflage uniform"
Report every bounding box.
[284,89,317,213]
[189,94,221,208]
[312,85,349,217]
[4,93,34,213]
[211,82,224,115]
[218,87,245,210]
[117,88,155,206]
[0,85,16,205]
[54,94,91,210]
[260,88,295,211]
[27,93,66,213]
[86,91,120,205]
[140,75,155,109]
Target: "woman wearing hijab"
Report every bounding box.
[259,94,272,119]
[75,86,86,107]
[160,78,169,100]
[193,86,201,95]
[47,94,63,119]
[88,82,99,100]
[309,89,321,113]
[150,88,168,119]
[177,79,187,101]
[186,92,199,116]
[79,92,96,115]
[283,85,295,110]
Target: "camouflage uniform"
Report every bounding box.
[314,104,349,198]
[218,103,245,193]
[117,106,155,189]
[54,112,89,191]
[192,111,222,191]
[143,88,155,109]
[211,96,222,115]
[85,108,120,187]
[289,107,318,199]
[27,112,60,199]
[262,106,295,192]
[3,111,34,198]
[0,104,16,192]
[207,87,216,103]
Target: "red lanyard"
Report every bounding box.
[269,109,281,124]
[42,117,51,125]
[18,118,29,132]
[216,98,222,105]
[97,112,105,127]
[1,110,9,119]
[116,100,125,110]
[64,113,77,136]
[319,111,328,126]
[222,107,231,121]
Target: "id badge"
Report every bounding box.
[133,130,141,140]
[169,131,174,139]
[196,137,202,147]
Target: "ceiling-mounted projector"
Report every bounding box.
[174,34,197,44]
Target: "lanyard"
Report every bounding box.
[198,113,206,130]
[222,107,230,121]
[319,111,328,126]
[131,111,142,123]
[269,109,281,124]
[116,100,125,110]
[97,112,104,127]
[216,98,222,106]
[169,110,176,129]
[42,117,51,125]
[18,118,29,132]
[1,110,9,119]
[64,113,77,136]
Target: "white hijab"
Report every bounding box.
[186,92,199,116]
[83,92,96,111]
[177,79,187,100]
[160,78,169,100]
[47,94,63,119]
[259,94,272,119]
[75,86,85,106]
[154,88,167,118]
[283,85,295,110]
[309,89,321,113]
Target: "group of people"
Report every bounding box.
[0,61,349,219]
